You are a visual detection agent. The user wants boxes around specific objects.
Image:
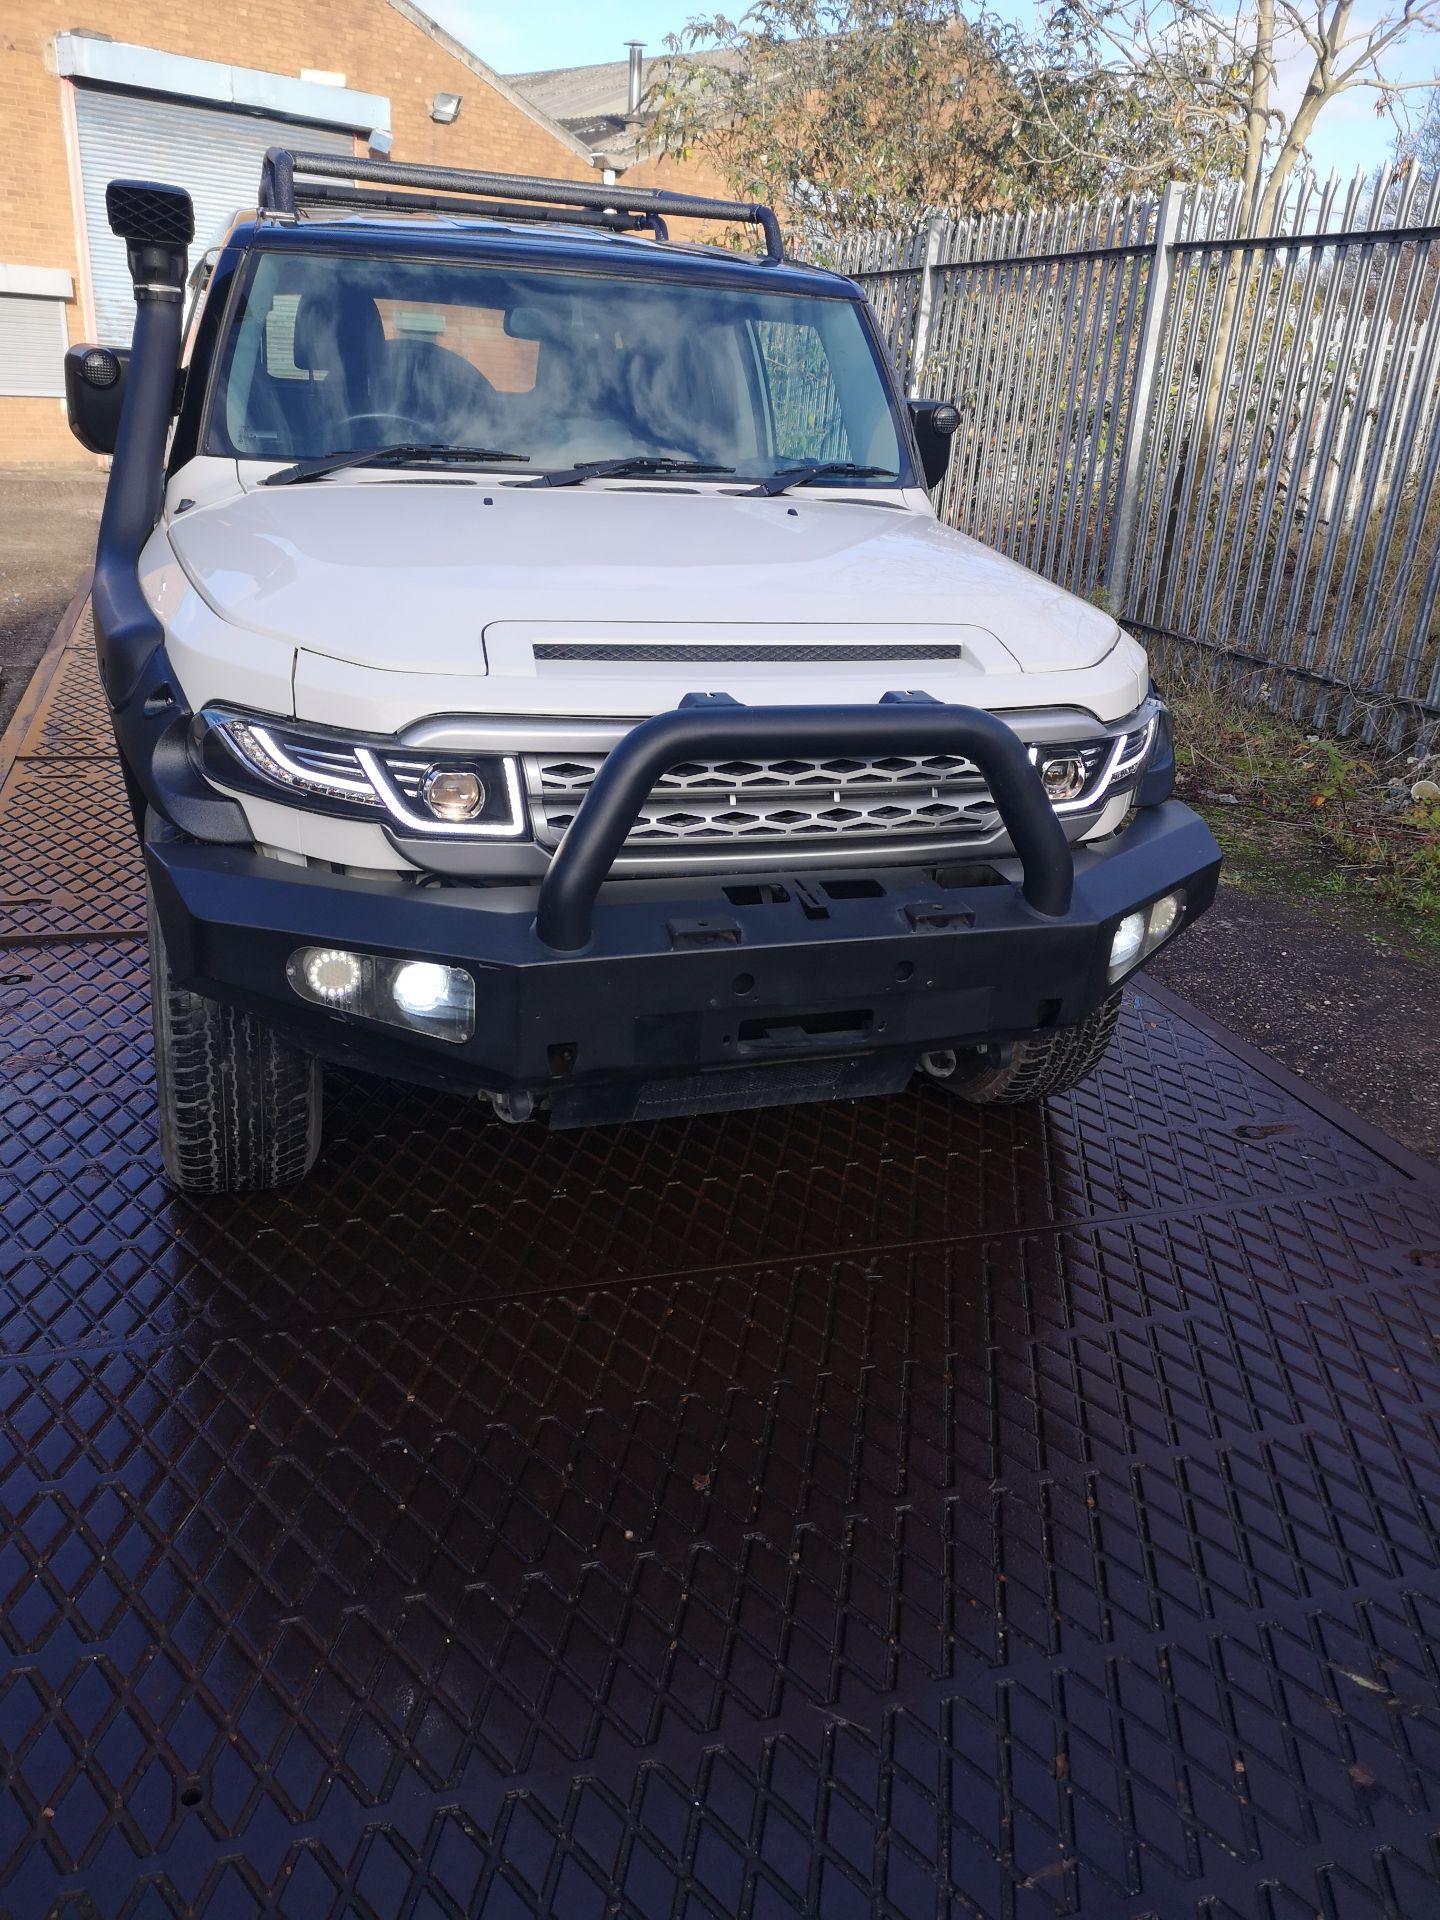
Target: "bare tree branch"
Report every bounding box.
[650,0,1440,248]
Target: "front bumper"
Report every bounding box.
[147,799,1221,1125]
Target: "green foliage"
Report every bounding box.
[648,0,1242,240]
[650,0,1016,233]
[1168,677,1440,930]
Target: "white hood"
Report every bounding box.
[164,479,1121,681]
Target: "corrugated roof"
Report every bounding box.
[507,48,740,154]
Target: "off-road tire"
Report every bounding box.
[945,989,1123,1107]
[147,881,322,1193]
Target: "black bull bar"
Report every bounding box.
[534,702,1077,950]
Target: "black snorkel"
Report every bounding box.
[91,181,192,706]
[80,180,248,841]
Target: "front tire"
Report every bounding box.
[148,880,322,1193]
[940,989,1123,1107]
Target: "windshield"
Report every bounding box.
[204,249,908,485]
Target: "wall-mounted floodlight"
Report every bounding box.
[431,93,463,123]
[368,127,393,156]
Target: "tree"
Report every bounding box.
[649,0,1256,237]
[1393,78,1440,176]
[648,0,1020,234]
[654,0,1440,246]
[1002,10,1248,199]
[1037,0,1440,236]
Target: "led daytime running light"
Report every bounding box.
[210,711,527,840]
[226,720,379,806]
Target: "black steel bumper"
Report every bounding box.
[147,799,1221,1123]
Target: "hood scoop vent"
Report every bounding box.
[532,642,967,663]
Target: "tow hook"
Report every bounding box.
[922,1041,1012,1080]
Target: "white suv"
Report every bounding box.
[65,155,1220,1192]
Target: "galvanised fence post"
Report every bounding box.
[842,172,1440,743]
[1104,182,1181,618]
[908,215,947,397]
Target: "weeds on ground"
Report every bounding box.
[1164,672,1440,930]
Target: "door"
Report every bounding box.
[73,87,353,344]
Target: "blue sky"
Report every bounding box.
[431,0,695,74]
[431,0,1439,182]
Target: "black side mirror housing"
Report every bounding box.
[908,398,961,490]
[65,344,130,454]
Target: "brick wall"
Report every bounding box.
[0,0,600,465]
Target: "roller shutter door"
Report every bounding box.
[73,87,353,344]
[0,294,68,397]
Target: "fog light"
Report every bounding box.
[1107,890,1187,984]
[288,947,475,1041]
[421,766,485,821]
[303,947,362,1003]
[1147,891,1183,943]
[1040,754,1087,803]
[1108,911,1147,977]
[392,960,452,1017]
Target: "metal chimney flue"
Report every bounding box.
[625,42,644,118]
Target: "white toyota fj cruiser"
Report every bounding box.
[66,153,1220,1193]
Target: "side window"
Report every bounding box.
[751,319,851,464]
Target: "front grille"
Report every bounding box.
[532,643,966,663]
[527,748,1002,852]
[532,751,986,794]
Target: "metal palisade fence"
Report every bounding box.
[836,168,1440,746]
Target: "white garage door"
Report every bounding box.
[73,87,353,345]
[0,294,68,397]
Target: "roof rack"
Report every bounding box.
[258,150,785,262]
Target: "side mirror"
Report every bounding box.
[65,344,130,454]
[908,398,961,490]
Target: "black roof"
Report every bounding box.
[222,212,859,297]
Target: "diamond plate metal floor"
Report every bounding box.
[3,603,1440,1918]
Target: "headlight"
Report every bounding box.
[224,718,379,806]
[1109,708,1160,782]
[198,709,528,840]
[419,767,486,822]
[1038,753,1089,803]
[1029,697,1165,817]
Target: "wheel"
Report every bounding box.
[938,989,1123,1107]
[147,880,323,1193]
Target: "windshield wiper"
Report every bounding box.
[521,457,735,490]
[744,462,898,498]
[263,443,530,487]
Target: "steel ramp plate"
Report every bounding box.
[1,606,1439,1917]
